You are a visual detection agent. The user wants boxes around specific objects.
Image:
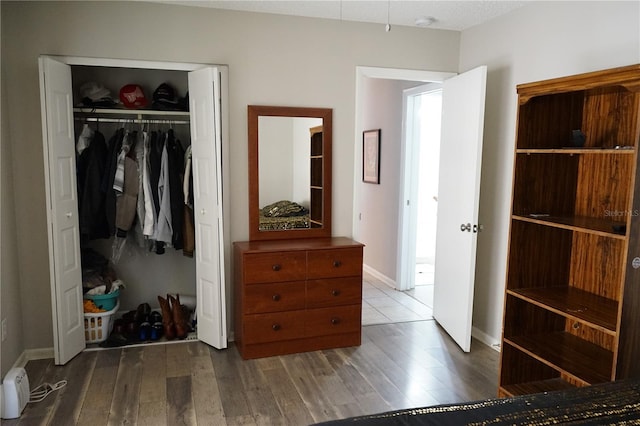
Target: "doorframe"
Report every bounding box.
[397,83,442,292]
[41,55,232,362]
[352,66,455,287]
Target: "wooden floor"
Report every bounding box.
[7,320,499,425]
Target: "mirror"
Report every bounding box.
[248,105,332,241]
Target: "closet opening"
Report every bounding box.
[40,56,229,364]
[73,66,198,348]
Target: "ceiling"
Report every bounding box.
[157,1,530,31]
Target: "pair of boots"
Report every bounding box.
[157,294,190,340]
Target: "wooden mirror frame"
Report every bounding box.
[248,105,332,241]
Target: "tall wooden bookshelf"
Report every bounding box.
[499,65,640,397]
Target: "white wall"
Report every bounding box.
[460,0,640,346]
[357,77,411,280]
[259,117,295,205]
[1,63,24,377]
[0,0,460,359]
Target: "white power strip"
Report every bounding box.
[2,367,29,419]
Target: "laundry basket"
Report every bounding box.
[84,301,119,344]
[84,289,120,311]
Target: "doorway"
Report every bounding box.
[403,85,443,311]
[353,67,453,326]
[354,66,487,352]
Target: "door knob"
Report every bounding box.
[460,223,471,232]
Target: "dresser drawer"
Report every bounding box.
[243,251,306,284]
[243,310,305,343]
[244,281,306,314]
[305,305,361,337]
[306,277,362,308]
[307,247,363,279]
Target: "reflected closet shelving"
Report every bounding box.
[499,64,640,397]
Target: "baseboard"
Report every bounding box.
[471,326,501,352]
[11,348,54,370]
[362,265,397,289]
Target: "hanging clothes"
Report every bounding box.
[153,132,173,252]
[132,131,147,248]
[141,131,156,238]
[182,146,195,257]
[114,132,139,238]
[76,123,94,156]
[103,128,124,236]
[77,128,110,243]
[166,129,185,250]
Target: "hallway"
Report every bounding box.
[362,265,434,326]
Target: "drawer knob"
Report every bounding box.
[272,323,281,331]
[331,317,340,325]
[333,260,342,268]
[272,264,281,271]
[272,294,281,301]
[331,289,340,297]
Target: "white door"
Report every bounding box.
[188,67,228,349]
[432,66,487,352]
[39,57,86,364]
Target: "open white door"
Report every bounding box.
[39,56,86,364]
[432,65,487,352]
[188,67,227,349]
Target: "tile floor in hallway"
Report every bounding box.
[362,263,435,326]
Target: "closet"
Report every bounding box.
[39,56,230,365]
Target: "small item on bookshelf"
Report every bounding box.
[571,129,586,147]
[612,224,626,234]
[529,213,550,218]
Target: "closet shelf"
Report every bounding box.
[74,108,191,125]
[74,107,190,116]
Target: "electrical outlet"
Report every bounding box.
[1,318,7,342]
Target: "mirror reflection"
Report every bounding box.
[258,116,322,231]
[248,105,332,241]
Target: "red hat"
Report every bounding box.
[119,84,148,109]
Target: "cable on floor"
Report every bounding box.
[28,380,67,403]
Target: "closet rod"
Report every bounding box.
[75,117,190,125]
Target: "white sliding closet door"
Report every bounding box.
[39,57,86,364]
[188,67,228,349]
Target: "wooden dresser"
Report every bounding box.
[233,237,364,359]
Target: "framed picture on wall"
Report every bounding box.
[363,129,381,184]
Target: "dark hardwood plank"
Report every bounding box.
[166,341,191,378]
[188,342,226,425]
[235,355,283,425]
[260,360,315,425]
[76,349,121,426]
[210,344,255,421]
[322,349,392,415]
[280,352,341,422]
[107,347,143,425]
[166,375,196,425]
[47,351,97,426]
[137,345,167,426]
